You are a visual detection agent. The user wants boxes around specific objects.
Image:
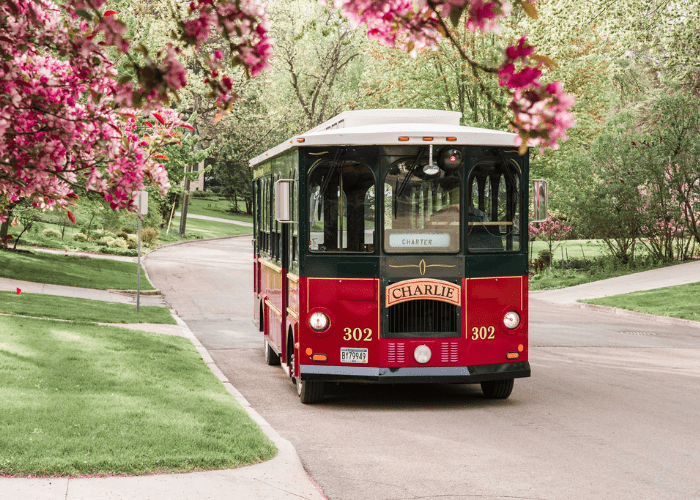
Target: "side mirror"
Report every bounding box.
[274,179,293,223]
[531,179,548,222]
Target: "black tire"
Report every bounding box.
[288,333,324,404]
[481,378,514,399]
[297,376,325,404]
[264,338,280,366]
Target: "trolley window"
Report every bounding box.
[383,156,461,253]
[467,158,521,252]
[308,159,375,253]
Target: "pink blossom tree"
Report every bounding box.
[2,0,574,226]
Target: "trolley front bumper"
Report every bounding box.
[300,361,530,384]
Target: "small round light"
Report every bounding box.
[440,148,463,171]
[414,345,432,364]
[309,312,330,332]
[503,311,521,330]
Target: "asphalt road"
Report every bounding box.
[146,237,700,500]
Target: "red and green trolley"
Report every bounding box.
[251,109,542,404]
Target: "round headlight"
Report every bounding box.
[440,148,463,171]
[503,311,521,330]
[309,312,330,332]
[414,345,432,364]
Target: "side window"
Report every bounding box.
[466,158,521,252]
[308,159,375,252]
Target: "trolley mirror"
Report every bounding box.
[531,179,548,222]
[275,179,293,222]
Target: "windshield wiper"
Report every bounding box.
[395,149,424,199]
[320,148,344,197]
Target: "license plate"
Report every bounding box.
[341,347,368,364]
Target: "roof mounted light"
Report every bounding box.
[398,136,410,141]
[423,137,433,141]
[296,138,305,143]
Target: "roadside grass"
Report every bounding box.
[0,291,175,324]
[0,250,155,290]
[186,198,253,223]
[0,315,277,476]
[171,215,252,238]
[581,282,700,322]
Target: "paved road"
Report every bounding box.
[146,237,700,500]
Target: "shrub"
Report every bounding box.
[141,227,160,247]
[96,240,109,247]
[42,228,61,239]
[119,225,136,234]
[99,247,138,256]
[71,233,88,242]
[108,238,128,249]
[126,234,138,249]
[538,249,553,266]
[115,231,129,240]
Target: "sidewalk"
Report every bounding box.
[531,259,700,329]
[175,211,253,227]
[0,275,326,500]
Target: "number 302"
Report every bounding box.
[343,327,373,341]
[471,326,495,340]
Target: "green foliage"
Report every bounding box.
[141,227,160,247]
[109,238,128,249]
[71,233,88,242]
[42,228,61,239]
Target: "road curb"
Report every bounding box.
[573,301,700,330]
[169,312,328,499]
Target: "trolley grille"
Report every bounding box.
[385,299,460,338]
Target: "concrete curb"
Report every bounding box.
[170,314,328,500]
[572,301,700,330]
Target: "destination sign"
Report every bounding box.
[388,233,450,248]
[386,278,461,307]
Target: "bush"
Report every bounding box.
[42,228,61,239]
[119,225,136,235]
[126,234,138,249]
[115,231,129,240]
[141,227,160,247]
[96,240,109,247]
[99,247,138,256]
[538,250,553,266]
[108,238,128,249]
[71,233,88,242]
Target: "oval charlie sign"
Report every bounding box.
[386,278,461,307]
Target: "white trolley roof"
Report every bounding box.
[249,109,519,167]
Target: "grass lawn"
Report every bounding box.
[186,198,253,224]
[581,282,700,322]
[171,215,252,238]
[0,250,154,290]
[529,239,609,261]
[0,291,175,324]
[0,315,277,476]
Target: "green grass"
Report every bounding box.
[0,315,277,476]
[581,282,700,322]
[529,239,609,261]
[0,250,155,290]
[172,215,252,238]
[186,198,253,223]
[0,291,175,324]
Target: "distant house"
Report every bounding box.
[188,161,205,191]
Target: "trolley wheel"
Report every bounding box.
[296,376,324,404]
[480,378,514,399]
[264,338,280,366]
[288,337,324,404]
